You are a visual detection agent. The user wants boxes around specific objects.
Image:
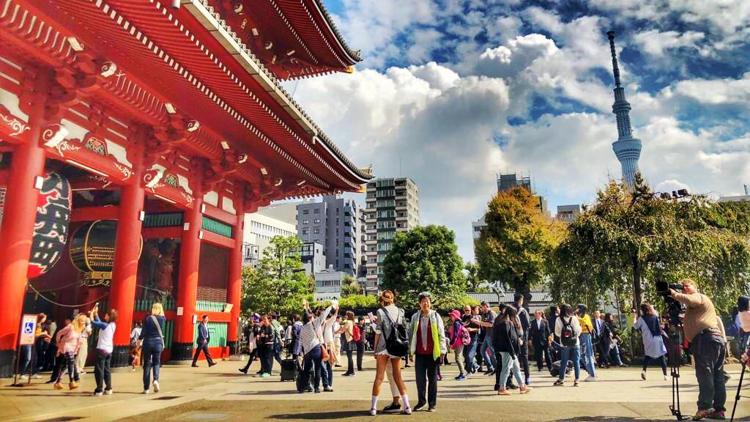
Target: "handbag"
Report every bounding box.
[314,321,330,362]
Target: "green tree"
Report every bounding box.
[548,176,750,313]
[464,262,488,292]
[241,236,312,316]
[382,225,467,308]
[340,275,362,297]
[475,186,565,297]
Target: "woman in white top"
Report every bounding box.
[321,307,339,390]
[370,289,411,416]
[298,299,336,393]
[76,316,92,374]
[88,305,117,396]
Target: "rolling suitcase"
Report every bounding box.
[280,358,298,381]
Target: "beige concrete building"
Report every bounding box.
[363,178,420,292]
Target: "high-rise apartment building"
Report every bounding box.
[556,204,582,223]
[363,178,420,291]
[296,196,359,276]
[243,208,297,267]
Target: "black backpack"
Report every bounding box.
[560,317,577,347]
[381,308,409,357]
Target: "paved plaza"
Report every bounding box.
[1,357,748,421]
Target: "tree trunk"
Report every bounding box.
[632,256,642,311]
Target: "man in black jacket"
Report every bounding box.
[528,310,551,371]
[192,315,216,367]
[511,293,531,384]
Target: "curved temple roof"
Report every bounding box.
[207,0,362,79]
[184,0,371,183]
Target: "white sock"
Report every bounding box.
[401,394,410,409]
[371,395,378,410]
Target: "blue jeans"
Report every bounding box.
[463,337,478,372]
[579,333,596,377]
[300,346,323,392]
[480,336,496,370]
[498,352,524,388]
[559,345,581,381]
[142,338,163,391]
[323,360,333,387]
[19,345,33,375]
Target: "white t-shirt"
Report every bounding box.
[97,323,116,354]
[323,317,335,343]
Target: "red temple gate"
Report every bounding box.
[0,0,368,375]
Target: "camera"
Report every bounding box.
[656,280,684,326]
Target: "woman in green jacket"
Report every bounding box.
[408,292,446,412]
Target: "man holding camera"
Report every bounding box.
[669,279,726,420]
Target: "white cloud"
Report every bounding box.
[633,30,706,57]
[292,65,509,260]
[665,73,750,105]
[300,1,750,261]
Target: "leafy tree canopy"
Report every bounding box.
[548,176,750,314]
[241,236,312,316]
[382,225,467,309]
[475,186,565,296]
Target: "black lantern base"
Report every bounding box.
[171,342,194,361]
[110,345,131,368]
[0,349,15,378]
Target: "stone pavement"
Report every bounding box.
[0,356,748,421]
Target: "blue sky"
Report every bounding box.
[290,0,750,261]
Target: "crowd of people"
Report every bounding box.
[234,281,750,419]
[12,279,750,420]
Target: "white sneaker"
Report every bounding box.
[369,408,377,416]
[584,376,597,382]
[663,375,668,381]
[153,380,160,393]
[104,389,113,395]
[143,389,150,394]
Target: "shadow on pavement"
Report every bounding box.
[270,410,370,419]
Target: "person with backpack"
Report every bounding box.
[493,306,532,396]
[342,311,358,376]
[408,292,446,412]
[369,289,411,416]
[448,309,468,381]
[633,304,668,381]
[554,304,582,387]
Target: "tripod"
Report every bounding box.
[730,361,746,422]
[665,324,687,421]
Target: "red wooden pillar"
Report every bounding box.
[109,140,145,367]
[226,198,244,355]
[173,191,203,361]
[0,69,51,377]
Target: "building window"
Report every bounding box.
[302,229,308,235]
[313,228,320,234]
[314,208,320,214]
[303,209,309,215]
[303,219,309,224]
[314,219,320,224]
